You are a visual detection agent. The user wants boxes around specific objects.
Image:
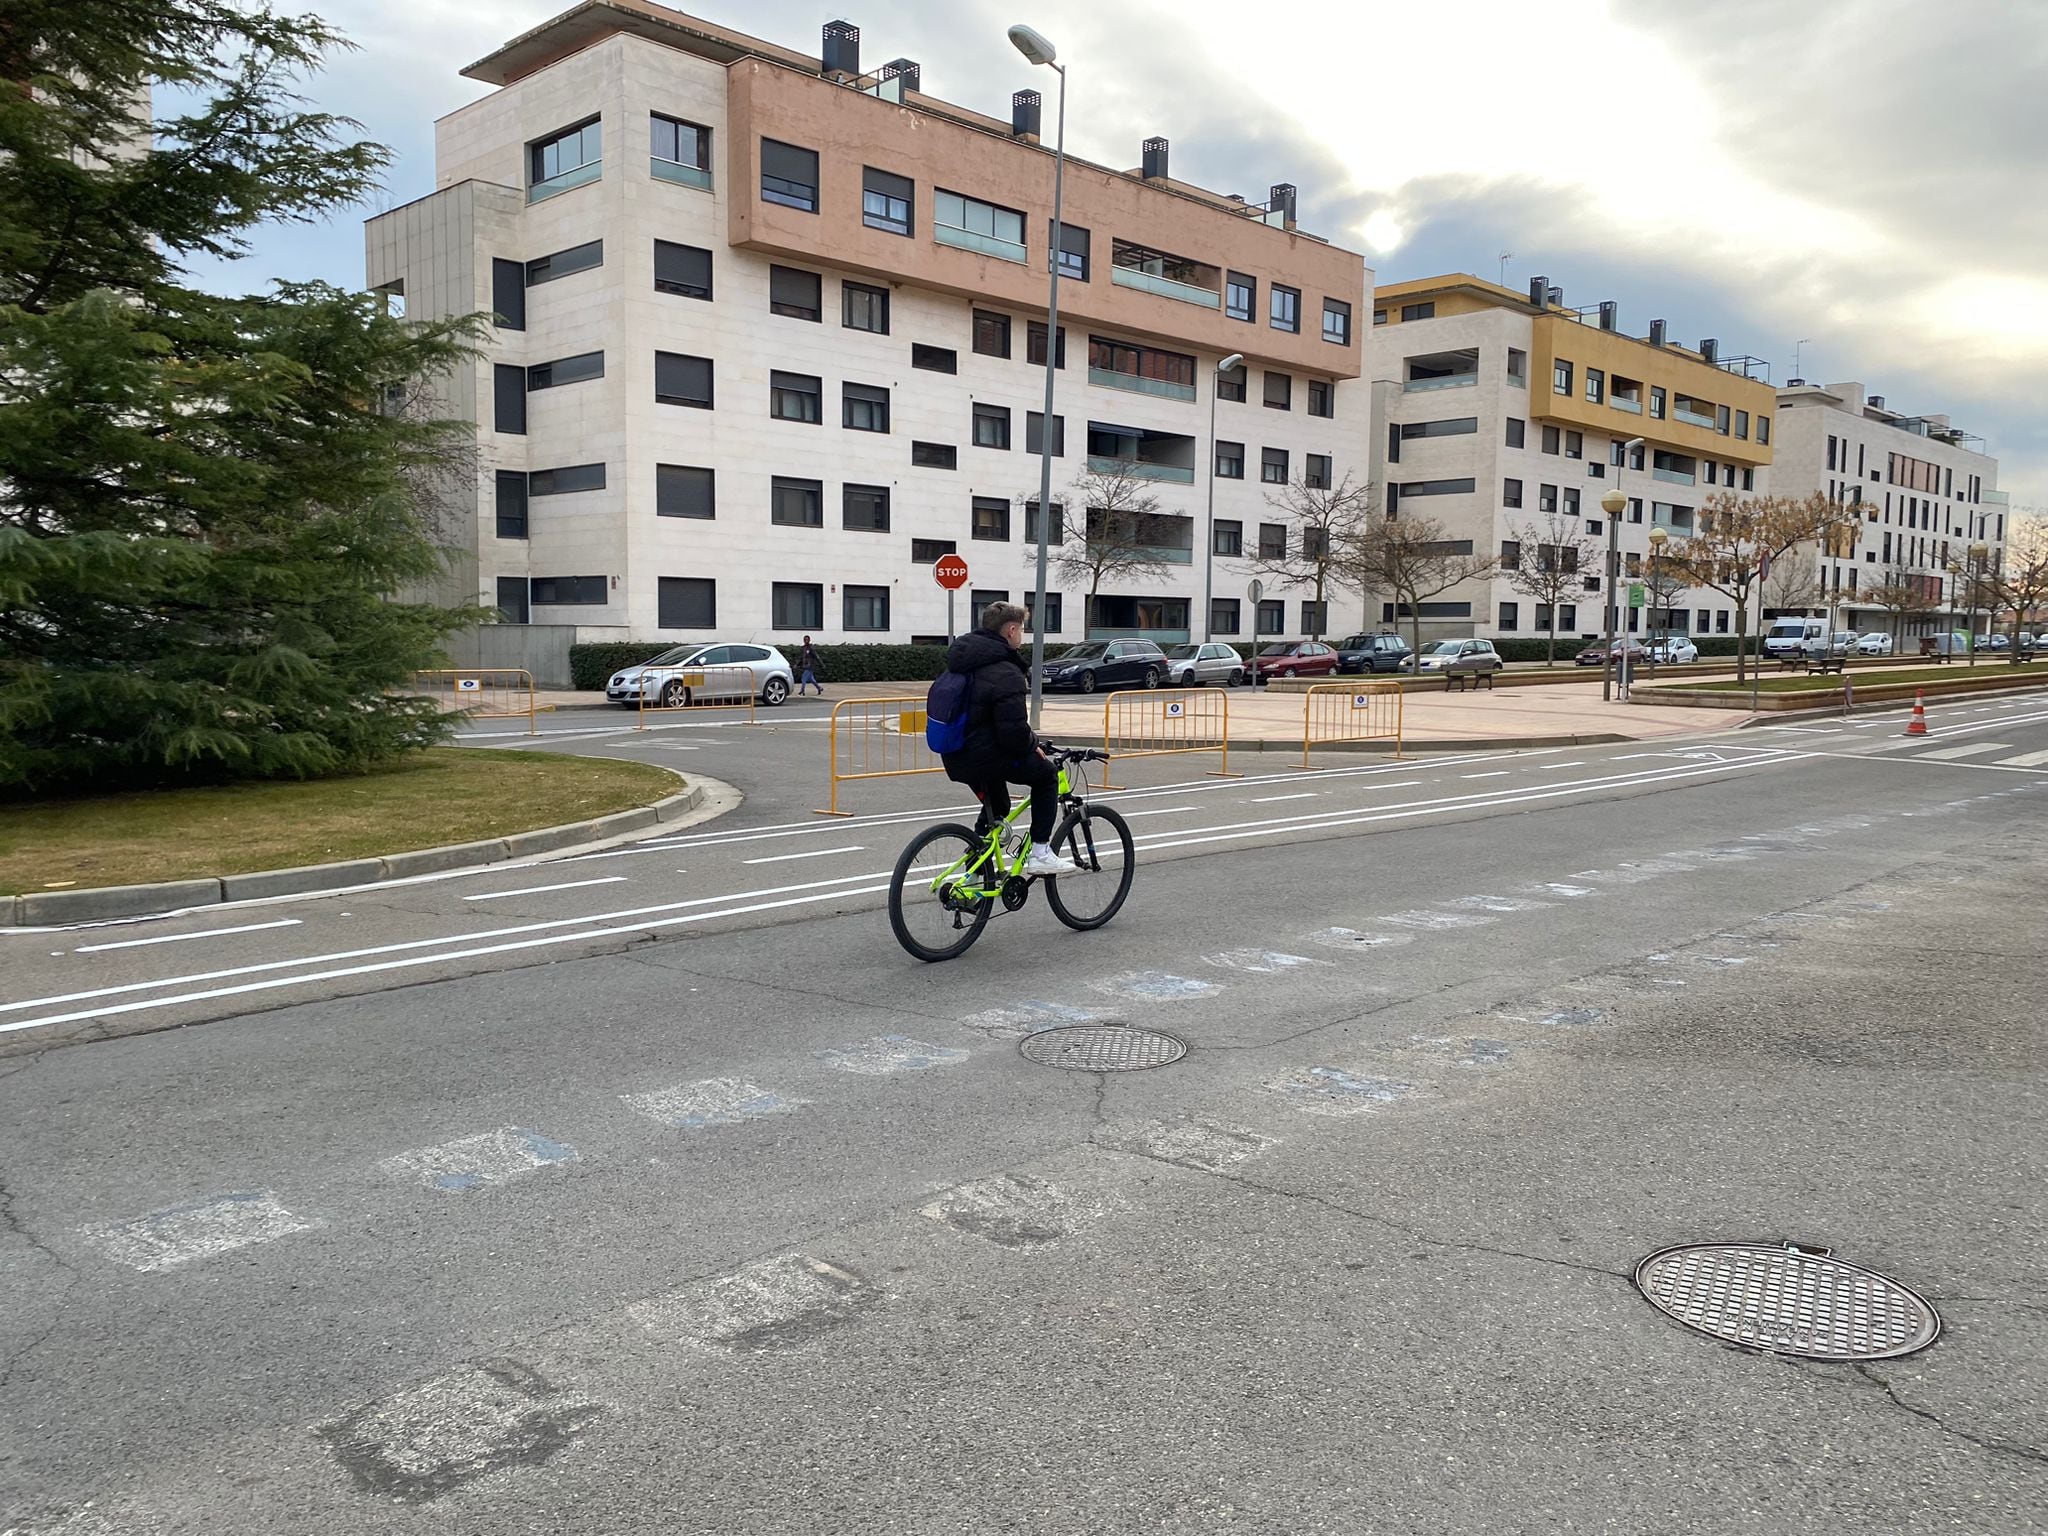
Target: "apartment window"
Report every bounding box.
[649,463,716,520]
[1757,414,1771,444]
[911,538,958,563]
[650,114,710,181]
[760,138,818,211]
[529,118,601,195]
[1742,467,1755,491]
[493,364,526,434]
[1399,477,1476,497]
[653,240,711,299]
[1736,408,1750,440]
[1322,298,1352,346]
[1564,430,1583,460]
[1305,453,1332,490]
[912,343,957,374]
[772,582,823,629]
[1540,425,1560,455]
[1534,603,1552,632]
[526,239,602,287]
[1025,411,1065,456]
[530,575,606,606]
[1400,302,1436,322]
[1257,600,1285,634]
[843,281,890,333]
[1402,417,1479,440]
[936,189,1026,259]
[1027,322,1066,368]
[972,310,1011,358]
[861,166,913,235]
[1307,379,1334,418]
[1218,363,1247,402]
[843,381,890,433]
[1270,284,1301,332]
[656,576,715,629]
[1225,271,1254,322]
[1261,448,1289,485]
[1263,371,1292,410]
[1499,601,1519,631]
[1503,478,1523,508]
[1258,522,1287,558]
[1373,310,1388,326]
[527,351,604,390]
[494,470,527,538]
[841,584,889,632]
[972,496,1010,541]
[973,402,1011,449]
[770,477,823,527]
[1563,487,1581,516]
[1539,483,1559,513]
[492,259,525,329]
[654,351,712,409]
[770,370,822,424]
[1558,603,1578,629]
[1090,336,1196,393]
[1023,502,1063,544]
[1717,404,1732,435]
[1585,367,1605,404]
[1506,347,1527,383]
[1211,598,1241,635]
[1055,222,1090,280]
[842,483,890,532]
[1553,359,1573,396]
[1301,600,1328,633]
[1650,385,1666,420]
[1215,441,1244,479]
[768,265,821,321]
[1213,520,1242,557]
[912,441,957,470]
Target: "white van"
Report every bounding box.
[1764,619,1824,657]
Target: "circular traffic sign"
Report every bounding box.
[1247,578,1265,604]
[933,553,971,591]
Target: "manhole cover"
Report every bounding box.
[1635,1242,1940,1361]
[1019,1024,1187,1072]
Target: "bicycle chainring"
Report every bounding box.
[1000,876,1031,912]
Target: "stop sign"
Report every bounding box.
[932,553,970,591]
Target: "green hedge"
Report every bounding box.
[570,641,1081,691]
[1493,637,1591,663]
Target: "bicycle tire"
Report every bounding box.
[889,822,995,962]
[1044,804,1135,931]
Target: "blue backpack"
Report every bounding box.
[925,669,973,754]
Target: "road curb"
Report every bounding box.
[2,783,703,930]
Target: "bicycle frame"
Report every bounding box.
[931,764,1085,901]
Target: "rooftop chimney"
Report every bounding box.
[1546,285,1563,307]
[1598,300,1618,332]
[1787,378,1806,387]
[1269,183,1297,228]
[1011,89,1041,140]
[1141,137,1169,180]
[1528,276,1548,308]
[1869,395,1886,410]
[1649,318,1666,347]
[821,20,860,78]
[1699,337,1718,364]
[880,57,920,94]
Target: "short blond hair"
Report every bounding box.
[982,601,1028,632]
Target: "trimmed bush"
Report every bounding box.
[570,640,1077,691]
[1494,637,1592,664]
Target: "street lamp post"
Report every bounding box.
[1600,437,1645,702]
[1966,539,1989,668]
[1203,351,1245,642]
[1010,22,1066,729]
[1647,524,1669,655]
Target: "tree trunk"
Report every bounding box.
[1735,600,1748,682]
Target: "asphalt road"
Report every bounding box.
[2,693,2044,1533]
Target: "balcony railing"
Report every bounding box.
[1087,455,1195,484]
[1088,365,1197,402]
[651,157,713,191]
[935,224,1026,264]
[1506,371,1527,388]
[1086,627,1191,644]
[1404,373,1478,392]
[1611,397,1642,414]
[1652,467,1696,486]
[1671,406,1717,429]
[1136,545,1195,564]
[1110,266,1222,308]
[528,161,601,203]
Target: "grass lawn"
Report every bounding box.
[0,749,682,894]
[1679,664,2047,695]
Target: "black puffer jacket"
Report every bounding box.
[941,627,1032,782]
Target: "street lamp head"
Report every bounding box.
[1218,352,1244,373]
[1007,24,1058,66]
[1647,525,1669,548]
[1624,436,1645,453]
[1600,487,1627,516]
[1969,540,1989,560]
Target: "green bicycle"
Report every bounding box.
[887,746,1136,963]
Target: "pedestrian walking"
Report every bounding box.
[797,635,824,696]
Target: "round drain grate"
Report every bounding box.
[1635,1242,1940,1361]
[1019,1024,1187,1072]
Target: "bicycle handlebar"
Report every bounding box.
[1044,745,1109,764]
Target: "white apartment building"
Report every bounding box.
[1769,380,2001,637]
[365,3,1372,652]
[1364,274,1779,646]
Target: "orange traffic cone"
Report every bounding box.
[1904,690,1928,737]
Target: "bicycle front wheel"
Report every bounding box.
[1044,805,1135,931]
[889,822,995,962]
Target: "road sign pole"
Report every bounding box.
[948,589,955,643]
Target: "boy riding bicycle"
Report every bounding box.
[939,601,1066,876]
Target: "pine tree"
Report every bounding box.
[0,1,485,792]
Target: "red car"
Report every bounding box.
[1252,640,1340,678]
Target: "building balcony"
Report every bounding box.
[1506,371,1527,388]
[1671,406,1717,430]
[1110,266,1221,308]
[1088,366,1197,403]
[1403,373,1478,393]
[651,158,712,191]
[1087,455,1195,484]
[1611,396,1642,414]
[1087,626,1192,644]
[935,223,1027,263]
[1652,467,1696,486]
[528,161,600,203]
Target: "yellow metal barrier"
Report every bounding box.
[636,664,759,729]
[412,668,537,735]
[1301,682,1403,766]
[815,695,944,817]
[1099,687,1239,789]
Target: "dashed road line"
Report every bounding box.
[463,876,628,903]
[742,845,867,864]
[74,918,302,952]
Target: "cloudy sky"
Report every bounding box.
[186,0,2047,506]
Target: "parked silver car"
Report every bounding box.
[607,642,794,707]
[1163,642,1246,687]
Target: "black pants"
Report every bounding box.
[977,754,1059,844]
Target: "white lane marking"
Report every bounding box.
[1535,761,1588,770]
[1996,749,2048,769]
[1120,805,1200,818]
[1913,743,2009,760]
[74,918,302,953]
[1249,792,1318,803]
[81,1192,318,1272]
[921,1173,1093,1249]
[462,876,628,903]
[1090,970,1221,1002]
[378,1127,577,1191]
[622,1077,807,1128]
[1460,771,1510,779]
[742,845,867,865]
[816,1034,970,1073]
[631,1253,874,1349]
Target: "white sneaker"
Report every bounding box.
[1022,844,1068,876]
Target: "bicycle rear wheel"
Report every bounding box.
[1044,805,1135,931]
[889,822,995,962]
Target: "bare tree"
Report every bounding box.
[1020,458,1176,632]
[1342,514,1499,660]
[1245,472,1375,639]
[1504,512,1600,665]
[1761,543,1824,617]
[1861,563,1938,652]
[1963,511,2048,663]
[1638,548,1689,650]
[1661,491,1857,682]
